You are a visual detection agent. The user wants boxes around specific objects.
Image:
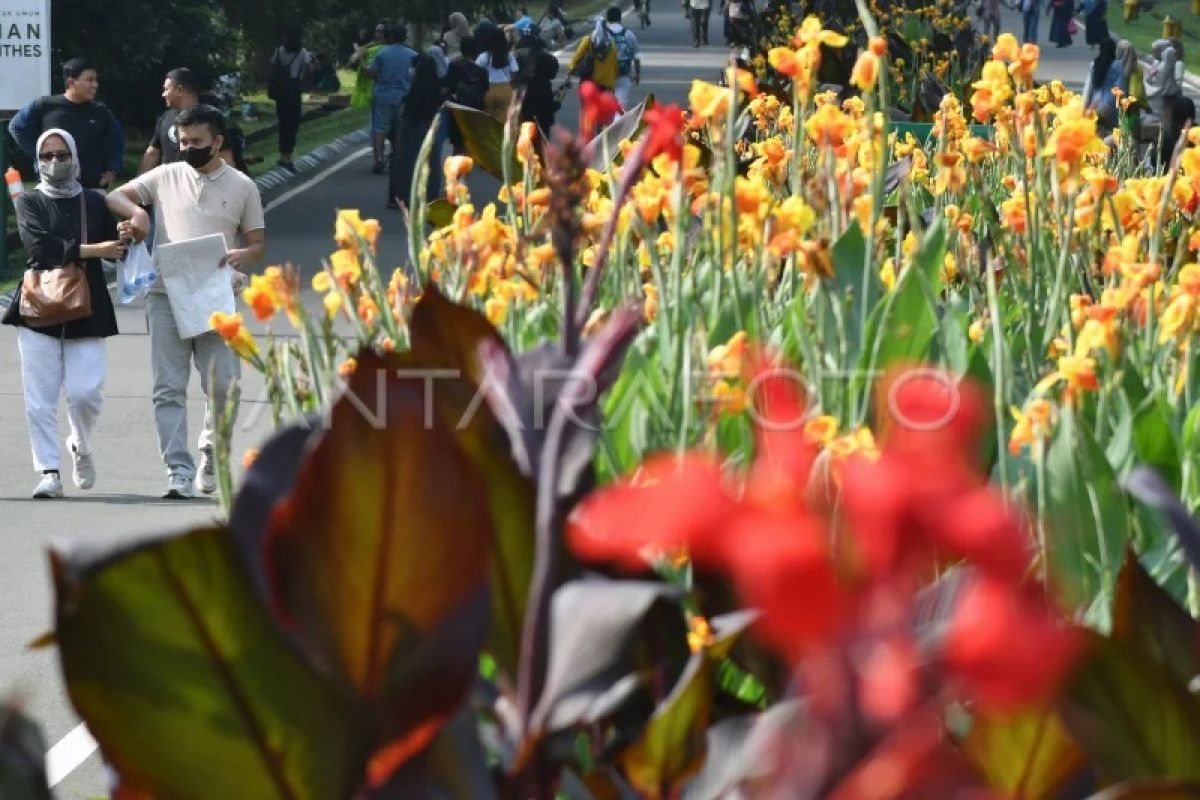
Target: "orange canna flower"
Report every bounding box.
[851,51,879,92]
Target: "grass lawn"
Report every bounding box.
[1107,0,1200,74]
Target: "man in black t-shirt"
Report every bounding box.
[139,68,233,172]
[8,57,124,189]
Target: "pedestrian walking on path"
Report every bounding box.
[139,68,234,173]
[389,47,448,210]
[350,22,388,109]
[7,58,124,190]
[105,105,266,499]
[268,26,315,173]
[605,6,642,109]
[1021,0,1040,44]
[443,13,472,59]
[1047,0,1074,48]
[368,24,417,174]
[477,25,521,120]
[635,0,652,28]
[684,0,712,47]
[3,129,124,499]
[568,17,620,94]
[1081,0,1110,46]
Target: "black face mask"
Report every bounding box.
[183,139,220,169]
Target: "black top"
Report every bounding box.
[2,188,120,340]
[149,108,182,164]
[25,96,119,188]
[404,55,445,121]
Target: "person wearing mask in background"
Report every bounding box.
[477,25,520,120]
[568,17,619,97]
[350,22,388,110]
[140,68,235,173]
[105,104,266,499]
[443,12,472,60]
[444,36,490,155]
[268,26,315,173]
[604,6,641,109]
[2,130,124,499]
[684,0,712,47]
[8,58,124,190]
[368,24,418,174]
[389,47,449,210]
[1145,38,1183,121]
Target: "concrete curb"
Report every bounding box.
[254,126,370,199]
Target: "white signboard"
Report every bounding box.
[0,0,51,111]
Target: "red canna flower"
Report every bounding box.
[642,103,685,163]
[945,575,1083,711]
[579,80,622,140]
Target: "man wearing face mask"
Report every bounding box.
[106,104,266,499]
[8,57,125,189]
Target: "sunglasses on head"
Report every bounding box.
[38,151,72,163]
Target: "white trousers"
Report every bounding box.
[17,327,106,473]
[614,75,634,111]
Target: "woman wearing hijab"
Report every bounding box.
[1082,38,1124,127]
[476,25,520,120]
[2,129,124,498]
[1047,0,1073,48]
[389,46,449,210]
[1115,39,1144,138]
[443,12,471,59]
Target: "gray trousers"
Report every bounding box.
[146,292,239,478]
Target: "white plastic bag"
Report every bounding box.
[119,242,156,304]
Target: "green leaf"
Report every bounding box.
[426,198,457,229]
[52,528,369,799]
[1106,391,1135,477]
[1062,633,1200,782]
[1183,404,1200,453]
[831,222,872,352]
[860,220,945,378]
[1044,405,1131,606]
[0,704,50,800]
[963,708,1086,800]
[1111,550,1200,690]
[1132,392,1183,495]
[620,653,712,799]
[446,102,518,180]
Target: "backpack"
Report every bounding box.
[613,29,635,76]
[454,62,489,109]
[572,29,612,79]
[268,48,305,100]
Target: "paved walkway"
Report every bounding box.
[0,7,1104,796]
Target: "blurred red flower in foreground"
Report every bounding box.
[642,104,686,163]
[569,357,1081,714]
[579,80,622,140]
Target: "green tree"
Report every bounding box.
[51,0,236,130]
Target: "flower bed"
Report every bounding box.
[7,13,1200,800]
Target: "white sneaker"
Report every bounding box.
[33,473,64,499]
[163,473,196,499]
[71,445,96,490]
[197,449,217,495]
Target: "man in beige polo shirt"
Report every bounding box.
[106,104,265,499]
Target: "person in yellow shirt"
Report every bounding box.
[568,17,620,91]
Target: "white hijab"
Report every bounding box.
[35,127,83,200]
